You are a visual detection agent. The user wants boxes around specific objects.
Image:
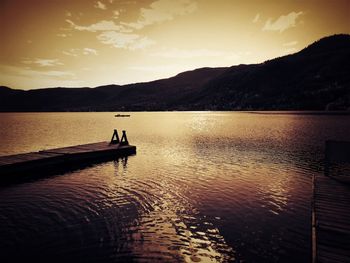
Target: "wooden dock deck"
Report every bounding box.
[0,141,136,180]
[312,174,350,263]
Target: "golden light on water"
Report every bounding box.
[1,0,349,89]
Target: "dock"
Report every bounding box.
[0,129,136,180]
[312,140,350,263]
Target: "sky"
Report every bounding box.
[0,0,349,90]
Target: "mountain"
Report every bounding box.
[189,34,350,110]
[1,34,349,111]
[0,67,227,111]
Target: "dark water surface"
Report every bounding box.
[0,112,349,262]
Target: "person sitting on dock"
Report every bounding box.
[110,129,129,146]
[120,130,129,146]
[110,129,120,144]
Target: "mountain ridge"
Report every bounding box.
[1,34,349,111]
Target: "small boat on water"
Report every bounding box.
[115,114,130,117]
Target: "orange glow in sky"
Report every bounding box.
[0,0,349,89]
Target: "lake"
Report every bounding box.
[0,112,349,262]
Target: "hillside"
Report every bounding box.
[0,34,349,111]
[0,67,227,111]
[188,34,350,110]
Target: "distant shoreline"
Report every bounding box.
[0,110,349,115]
[243,111,350,115]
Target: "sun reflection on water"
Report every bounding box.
[125,198,235,262]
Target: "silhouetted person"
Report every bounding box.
[110,129,120,144]
[120,130,129,145]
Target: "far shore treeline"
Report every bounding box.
[0,34,349,112]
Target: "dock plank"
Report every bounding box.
[313,174,350,263]
[40,142,116,155]
[0,152,63,165]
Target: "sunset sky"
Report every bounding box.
[1,0,349,90]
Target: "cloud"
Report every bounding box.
[263,11,303,32]
[62,48,98,56]
[83,48,98,55]
[122,0,197,29]
[97,31,155,50]
[252,13,260,23]
[66,3,169,51]
[95,1,107,10]
[66,18,154,50]
[150,48,240,59]
[66,19,127,32]
[97,31,138,47]
[62,49,79,57]
[42,71,74,77]
[283,41,298,46]
[22,58,63,67]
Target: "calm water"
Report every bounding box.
[0,112,349,263]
